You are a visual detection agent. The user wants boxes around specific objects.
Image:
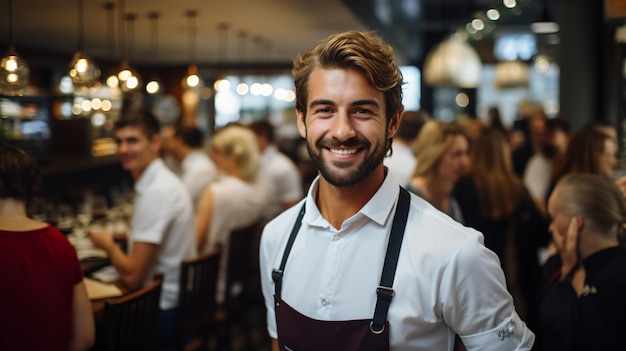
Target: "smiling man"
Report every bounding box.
[88,110,196,347]
[259,31,535,351]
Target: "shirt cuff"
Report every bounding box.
[460,311,535,350]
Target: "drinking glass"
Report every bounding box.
[56,203,75,236]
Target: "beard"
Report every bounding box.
[306,133,387,187]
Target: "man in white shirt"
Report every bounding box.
[384,109,429,187]
[249,120,303,222]
[169,124,219,210]
[259,31,534,351]
[89,111,196,347]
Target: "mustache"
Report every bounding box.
[317,137,370,149]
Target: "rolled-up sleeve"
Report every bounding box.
[440,232,535,350]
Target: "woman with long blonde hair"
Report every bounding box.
[195,124,268,302]
[408,120,470,223]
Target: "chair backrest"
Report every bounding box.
[99,275,163,351]
[175,248,222,350]
[225,222,262,305]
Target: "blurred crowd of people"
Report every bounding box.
[3,88,626,350]
[384,104,626,350]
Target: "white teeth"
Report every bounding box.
[330,148,357,155]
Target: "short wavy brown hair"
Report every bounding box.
[292,31,404,121]
[0,143,41,208]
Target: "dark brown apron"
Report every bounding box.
[271,187,411,351]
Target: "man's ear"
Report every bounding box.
[151,133,163,152]
[387,108,404,139]
[296,109,306,138]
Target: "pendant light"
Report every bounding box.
[145,11,162,95]
[531,0,559,34]
[117,12,141,93]
[68,0,101,90]
[0,0,29,96]
[423,34,482,88]
[181,10,203,89]
[110,0,140,93]
[103,1,119,90]
[235,30,249,96]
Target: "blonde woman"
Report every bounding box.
[408,120,470,223]
[195,124,268,301]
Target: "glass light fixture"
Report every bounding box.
[181,10,204,89]
[68,0,100,90]
[494,60,529,89]
[531,0,559,34]
[114,0,141,93]
[0,0,29,96]
[423,34,482,88]
[182,64,202,89]
[145,11,162,95]
[116,59,141,92]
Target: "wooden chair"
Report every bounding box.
[218,221,264,350]
[98,274,163,351]
[175,248,222,351]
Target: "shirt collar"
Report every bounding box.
[134,158,164,195]
[304,170,400,229]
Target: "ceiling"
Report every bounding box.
[0,0,555,69]
[1,0,366,67]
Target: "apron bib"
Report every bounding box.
[271,187,411,351]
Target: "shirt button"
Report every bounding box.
[321,298,329,306]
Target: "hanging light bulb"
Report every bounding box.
[182,64,202,89]
[145,11,163,95]
[181,10,204,89]
[101,2,119,90]
[116,58,141,92]
[0,0,29,96]
[68,0,100,90]
[114,0,141,93]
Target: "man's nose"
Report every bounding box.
[329,111,356,140]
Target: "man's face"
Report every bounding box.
[115,126,160,179]
[297,67,400,187]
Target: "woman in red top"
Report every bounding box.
[0,143,94,351]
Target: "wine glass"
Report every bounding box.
[76,202,93,228]
[91,195,108,225]
[56,203,75,236]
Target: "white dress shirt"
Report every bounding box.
[200,175,268,302]
[131,158,197,310]
[260,174,534,350]
[257,145,303,222]
[384,141,417,188]
[180,150,218,211]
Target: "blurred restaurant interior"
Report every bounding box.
[2,0,626,349]
[0,0,623,205]
[1,0,625,165]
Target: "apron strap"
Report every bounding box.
[272,186,411,334]
[272,203,306,305]
[370,187,411,334]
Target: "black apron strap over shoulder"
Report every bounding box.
[272,203,306,304]
[272,187,412,334]
[370,187,411,334]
